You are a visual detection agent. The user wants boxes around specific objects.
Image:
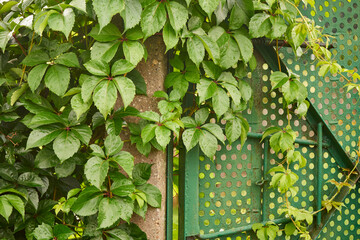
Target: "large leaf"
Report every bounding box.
[0,29,12,52]
[5,194,25,220]
[132,163,152,186]
[123,41,144,66]
[80,75,104,103]
[155,125,171,149]
[202,123,225,144]
[249,13,271,38]
[163,21,179,53]
[199,0,220,17]
[166,1,188,32]
[53,130,80,161]
[55,160,76,178]
[89,24,122,42]
[111,151,134,178]
[113,76,136,108]
[93,0,125,30]
[225,118,242,144]
[229,0,254,29]
[196,35,220,64]
[22,51,50,66]
[44,65,70,96]
[18,172,43,187]
[120,0,142,31]
[48,8,75,39]
[26,126,63,149]
[199,130,218,158]
[233,30,253,63]
[107,229,130,240]
[187,36,205,67]
[98,197,133,228]
[53,225,74,240]
[29,111,65,127]
[212,87,229,117]
[84,60,110,76]
[28,64,48,92]
[111,59,135,76]
[111,179,135,197]
[104,134,123,156]
[71,186,102,216]
[35,147,60,168]
[141,124,157,144]
[137,183,161,208]
[93,80,117,117]
[33,223,53,240]
[140,1,166,39]
[72,125,92,145]
[182,128,201,151]
[197,78,217,103]
[84,156,109,189]
[71,93,92,119]
[91,41,121,62]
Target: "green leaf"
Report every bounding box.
[84,156,109,189]
[187,36,205,67]
[5,194,25,220]
[229,0,254,29]
[111,179,135,197]
[0,195,13,222]
[93,0,124,30]
[111,59,135,76]
[282,80,307,104]
[28,64,48,92]
[217,33,240,69]
[48,8,75,39]
[123,41,145,66]
[80,75,103,103]
[290,23,307,48]
[0,164,18,181]
[72,125,92,145]
[181,116,196,128]
[155,125,171,149]
[35,147,60,168]
[18,172,43,187]
[212,87,229,117]
[199,0,220,17]
[138,183,161,208]
[29,111,65,127]
[107,229,130,240]
[284,222,296,236]
[195,108,209,125]
[99,197,133,227]
[71,186,102,216]
[71,93,92,119]
[93,80,117,118]
[70,0,87,12]
[111,151,134,178]
[269,16,287,39]
[233,30,253,63]
[127,70,147,95]
[55,159,76,178]
[270,71,289,90]
[26,126,63,149]
[33,10,55,36]
[196,35,220,64]
[139,111,160,122]
[225,118,242,144]
[44,65,70,96]
[120,0,142,31]
[202,61,222,79]
[104,134,123,156]
[197,78,217,103]
[132,163,152,186]
[0,29,12,52]
[261,126,282,141]
[199,130,218,158]
[163,21,179,53]
[84,60,110,76]
[279,132,295,152]
[182,128,201,151]
[22,51,50,66]
[166,1,188,32]
[140,1,166,39]
[33,223,53,240]
[53,130,80,161]
[53,225,74,240]
[141,124,157,144]
[249,13,271,38]
[91,41,121,62]
[89,24,122,42]
[202,123,225,144]
[113,77,136,108]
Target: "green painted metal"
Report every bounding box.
[178,1,360,239]
[316,123,323,227]
[166,138,173,240]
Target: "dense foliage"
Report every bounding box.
[0,0,358,239]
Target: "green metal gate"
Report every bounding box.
[178,0,360,239]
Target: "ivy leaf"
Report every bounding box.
[195,108,209,125]
[120,0,142,31]
[187,36,205,67]
[217,33,240,69]
[139,111,160,122]
[196,35,220,64]
[89,24,122,42]
[182,128,201,151]
[53,225,74,240]
[55,160,76,178]
[155,125,171,149]
[53,130,80,161]
[270,71,289,90]
[0,29,12,53]
[80,75,103,103]
[71,186,102,216]
[54,52,80,68]
[199,130,218,158]
[249,13,271,38]
[269,16,287,39]
[33,223,53,240]
[197,78,217,103]
[111,178,135,197]
[232,30,253,63]
[84,156,109,189]
[137,183,161,208]
[229,0,254,29]
[93,0,124,30]
[282,80,307,104]
[28,64,48,92]
[93,80,117,118]
[212,87,229,117]
[202,123,225,144]
[22,51,50,66]
[163,21,179,53]
[98,197,122,228]
[0,195,13,222]
[84,60,110,76]
[72,125,92,145]
[141,124,157,144]
[71,93,92,119]
[199,0,220,17]
[48,8,75,39]
[166,1,188,32]
[18,172,43,187]
[123,41,144,66]
[107,229,131,240]
[91,41,121,62]
[127,70,147,95]
[70,0,87,12]
[225,118,242,144]
[3,194,25,221]
[26,126,63,149]
[113,77,136,108]
[35,147,60,169]
[132,163,152,186]
[44,65,70,96]
[290,23,307,49]
[141,1,166,40]
[104,134,123,156]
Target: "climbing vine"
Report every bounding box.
[0,0,357,239]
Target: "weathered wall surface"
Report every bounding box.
[118,35,167,240]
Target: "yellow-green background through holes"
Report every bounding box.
[197,0,359,239]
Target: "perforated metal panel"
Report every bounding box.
[180,1,360,239]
